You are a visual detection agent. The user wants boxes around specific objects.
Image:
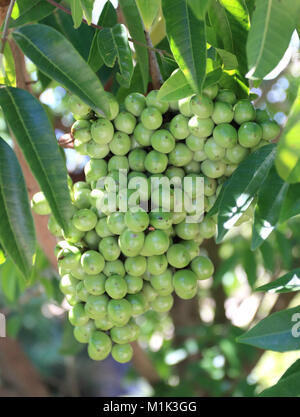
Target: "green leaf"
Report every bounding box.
[276,230,293,270]
[69,0,83,28]
[0,138,36,280]
[276,86,300,183]
[238,306,300,352]
[0,42,16,87]
[259,240,275,273]
[188,0,211,19]
[119,0,149,92]
[11,0,61,27]
[279,183,300,223]
[12,24,109,117]
[80,0,94,25]
[97,24,134,88]
[259,371,300,397]
[162,0,207,93]
[247,0,297,79]
[278,359,300,381]
[208,1,234,52]
[216,144,276,243]
[255,269,300,294]
[243,250,257,288]
[216,48,238,70]
[251,166,289,250]
[136,0,160,31]
[157,67,222,102]
[116,64,145,103]
[0,87,72,232]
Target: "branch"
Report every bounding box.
[145,30,163,90]
[0,0,15,54]
[45,0,173,58]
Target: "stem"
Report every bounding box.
[45,0,173,58]
[0,0,15,55]
[145,30,163,90]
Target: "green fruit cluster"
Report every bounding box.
[32,86,279,363]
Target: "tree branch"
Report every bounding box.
[0,0,15,54]
[145,30,163,90]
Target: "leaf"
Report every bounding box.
[238,306,300,352]
[208,1,234,52]
[80,0,94,25]
[136,0,161,31]
[278,359,300,381]
[279,183,300,223]
[0,138,36,279]
[97,24,134,88]
[259,240,276,273]
[255,269,300,294]
[12,24,109,117]
[69,0,83,28]
[116,64,145,103]
[247,0,297,79]
[219,71,249,98]
[157,67,222,102]
[10,0,61,27]
[216,144,276,243]
[188,0,211,19]
[259,371,300,397]
[0,42,16,87]
[119,0,149,92]
[243,250,257,288]
[251,166,289,250]
[162,0,207,93]
[276,86,300,183]
[0,87,72,232]
[276,230,293,270]
[216,48,238,70]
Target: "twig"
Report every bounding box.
[145,30,163,89]
[45,0,173,58]
[0,0,15,55]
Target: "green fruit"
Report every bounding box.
[99,236,120,261]
[109,132,131,155]
[126,293,147,316]
[31,192,51,215]
[151,294,174,312]
[147,254,168,275]
[213,123,238,149]
[104,91,120,120]
[142,282,158,302]
[150,269,173,295]
[225,164,238,176]
[57,247,81,272]
[48,215,62,237]
[105,275,128,299]
[169,114,190,139]
[198,217,216,238]
[72,209,97,232]
[193,149,207,162]
[188,116,214,138]
[111,344,133,363]
[204,138,226,161]
[65,293,80,306]
[86,141,110,159]
[149,211,173,230]
[69,303,89,326]
[211,101,234,124]
[234,100,256,125]
[59,274,78,296]
[88,331,112,361]
[255,109,270,123]
[203,84,219,100]
[68,95,91,118]
[71,120,91,143]
[84,159,107,183]
[63,221,85,243]
[169,143,193,167]
[74,140,88,155]
[178,96,193,117]
[185,160,201,173]
[151,129,175,153]
[201,160,226,178]
[84,273,106,295]
[114,111,136,134]
[146,90,169,113]
[144,150,168,173]
[102,261,125,279]
[108,155,129,172]
[143,230,169,255]
[73,320,95,343]
[216,89,237,105]
[173,269,198,299]
[186,135,205,152]
[191,255,214,280]
[260,120,280,141]
[190,94,214,118]
[167,243,190,268]
[110,323,133,344]
[91,118,114,144]
[226,144,249,164]
[128,148,147,172]
[125,208,149,232]
[95,315,114,331]
[119,230,145,257]
[125,274,143,294]
[95,218,113,238]
[84,230,101,250]
[107,299,132,326]
[106,212,126,235]
[73,188,91,209]
[125,255,147,276]
[141,107,163,130]
[175,221,199,240]
[124,92,146,116]
[81,250,105,275]
[238,122,262,148]
[85,294,109,319]
[181,240,199,260]
[133,123,153,146]
[204,177,217,197]
[76,280,89,302]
